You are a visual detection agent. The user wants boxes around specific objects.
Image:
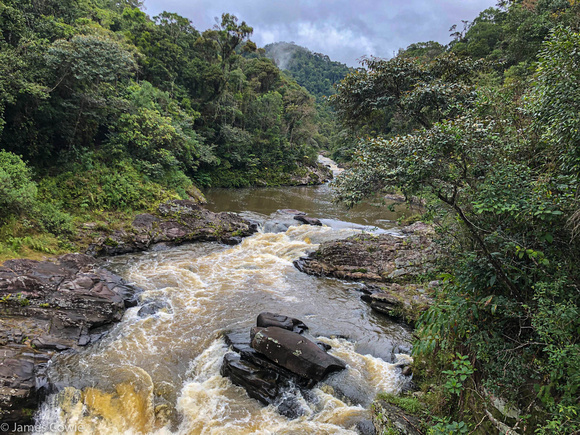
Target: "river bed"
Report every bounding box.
[34,184,417,434]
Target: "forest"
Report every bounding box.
[331,0,580,432]
[0,0,339,259]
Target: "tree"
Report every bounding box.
[527,26,580,174]
[330,54,484,135]
[203,13,254,74]
[332,23,580,432]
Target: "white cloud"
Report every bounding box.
[143,0,498,66]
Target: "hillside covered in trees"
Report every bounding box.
[331,0,580,432]
[2,0,579,432]
[0,0,334,259]
[264,42,356,163]
[264,41,352,100]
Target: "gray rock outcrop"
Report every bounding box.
[294,222,438,323]
[88,200,258,256]
[0,254,139,423]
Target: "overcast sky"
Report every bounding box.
[143,0,498,67]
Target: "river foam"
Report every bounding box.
[34,224,412,434]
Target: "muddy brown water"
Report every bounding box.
[35,182,418,434]
[204,183,418,232]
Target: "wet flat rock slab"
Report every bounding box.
[221,312,346,419]
[88,200,258,256]
[294,222,438,323]
[0,254,139,423]
[294,222,437,282]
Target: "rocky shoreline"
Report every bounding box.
[0,199,260,424]
[294,221,438,324]
[0,254,139,423]
[87,199,258,256]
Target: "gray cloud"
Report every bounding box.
[143,0,498,66]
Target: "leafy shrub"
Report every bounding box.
[429,418,469,435]
[39,159,178,211]
[441,354,475,396]
[34,202,74,236]
[0,151,37,221]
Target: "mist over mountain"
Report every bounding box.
[264,42,353,100]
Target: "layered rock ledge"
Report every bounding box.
[372,396,424,435]
[0,254,140,423]
[294,222,438,323]
[221,312,346,418]
[88,199,258,256]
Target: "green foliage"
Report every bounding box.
[399,41,446,61]
[0,151,37,220]
[330,54,484,135]
[527,26,580,173]
[39,159,177,211]
[34,202,74,236]
[46,33,137,84]
[264,41,352,100]
[376,393,425,415]
[109,108,197,176]
[333,12,580,433]
[0,0,331,263]
[441,354,475,395]
[429,417,469,435]
[0,0,325,209]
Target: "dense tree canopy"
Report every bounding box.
[331,1,580,432]
[0,1,331,258]
[264,41,352,100]
[0,1,324,198]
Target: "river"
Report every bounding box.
[34,182,419,434]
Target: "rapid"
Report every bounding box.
[34,180,419,434]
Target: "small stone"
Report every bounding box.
[293,215,322,226]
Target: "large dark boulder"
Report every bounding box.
[221,352,280,404]
[221,314,347,419]
[88,200,258,256]
[250,326,346,382]
[221,334,308,418]
[0,254,140,423]
[256,312,308,333]
[293,215,322,226]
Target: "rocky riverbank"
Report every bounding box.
[294,222,439,324]
[0,254,139,423]
[0,200,261,424]
[288,162,333,186]
[87,199,258,256]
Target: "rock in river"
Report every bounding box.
[88,199,258,256]
[221,313,347,419]
[0,254,140,423]
[250,326,346,382]
[256,312,308,333]
[294,222,438,324]
[294,222,436,282]
[293,215,323,226]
